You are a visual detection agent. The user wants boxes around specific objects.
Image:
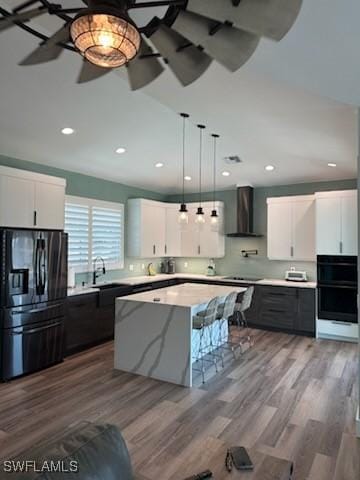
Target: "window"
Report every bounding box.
[65,195,124,272]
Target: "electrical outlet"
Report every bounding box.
[184,262,188,268]
[141,264,145,270]
[129,264,134,272]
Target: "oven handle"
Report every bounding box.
[9,321,63,335]
[331,321,353,327]
[317,283,357,289]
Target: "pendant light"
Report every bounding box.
[210,133,220,230]
[178,113,190,225]
[195,124,206,226]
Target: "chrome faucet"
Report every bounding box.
[93,256,106,285]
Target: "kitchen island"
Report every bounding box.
[114,283,246,387]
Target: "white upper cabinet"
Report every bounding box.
[128,199,225,258]
[267,200,292,260]
[35,182,65,230]
[127,199,166,258]
[0,166,66,230]
[198,204,225,258]
[315,190,357,255]
[267,195,315,261]
[165,204,182,257]
[180,205,199,258]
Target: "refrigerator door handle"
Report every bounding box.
[35,239,40,293]
[11,303,64,315]
[10,320,63,335]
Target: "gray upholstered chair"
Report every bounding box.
[192,296,220,383]
[7,422,134,480]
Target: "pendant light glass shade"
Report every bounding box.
[196,124,206,227]
[210,133,220,231]
[71,12,141,68]
[178,203,189,225]
[178,113,190,226]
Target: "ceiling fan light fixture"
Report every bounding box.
[70,12,141,69]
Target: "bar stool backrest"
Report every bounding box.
[237,286,254,312]
[221,291,238,319]
[201,296,220,327]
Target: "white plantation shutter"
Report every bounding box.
[92,206,123,267]
[65,196,124,272]
[65,202,89,269]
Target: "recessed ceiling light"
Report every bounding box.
[61,127,74,135]
[222,171,230,177]
[265,165,275,171]
[184,175,192,181]
[327,162,337,168]
[155,162,164,168]
[115,147,126,154]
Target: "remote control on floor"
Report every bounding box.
[183,470,213,480]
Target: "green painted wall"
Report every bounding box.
[166,178,357,281]
[0,155,167,283]
[0,155,356,283]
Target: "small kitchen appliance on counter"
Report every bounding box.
[206,259,216,276]
[285,269,308,282]
[165,258,176,274]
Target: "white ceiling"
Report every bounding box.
[0,0,358,194]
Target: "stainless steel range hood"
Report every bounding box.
[227,186,262,238]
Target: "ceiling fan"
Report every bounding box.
[0,0,303,90]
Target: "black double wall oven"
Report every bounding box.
[317,255,358,323]
[0,229,67,380]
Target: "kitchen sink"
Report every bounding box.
[92,283,129,290]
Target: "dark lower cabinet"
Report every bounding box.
[247,285,315,336]
[65,293,100,355]
[65,285,132,356]
[65,280,316,356]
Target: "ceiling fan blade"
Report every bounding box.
[186,0,303,41]
[77,59,111,84]
[150,24,212,86]
[127,37,164,91]
[0,7,46,33]
[172,10,259,72]
[19,24,70,66]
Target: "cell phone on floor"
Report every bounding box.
[230,446,254,471]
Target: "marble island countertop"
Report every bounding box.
[68,273,316,296]
[117,282,246,307]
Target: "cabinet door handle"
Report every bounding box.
[33,210,37,226]
[165,244,167,255]
[339,241,343,254]
[290,246,294,257]
[153,245,156,255]
[198,245,201,255]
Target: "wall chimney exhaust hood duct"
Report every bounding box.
[227,186,262,238]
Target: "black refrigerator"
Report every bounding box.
[0,229,67,380]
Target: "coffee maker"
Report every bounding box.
[165,258,176,274]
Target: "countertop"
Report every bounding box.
[67,273,316,296]
[117,283,246,307]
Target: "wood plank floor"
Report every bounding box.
[0,329,358,479]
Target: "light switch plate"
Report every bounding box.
[129,264,134,271]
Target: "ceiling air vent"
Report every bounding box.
[224,156,242,165]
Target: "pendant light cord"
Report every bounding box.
[180,113,189,206]
[182,115,186,205]
[198,124,206,207]
[212,134,219,209]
